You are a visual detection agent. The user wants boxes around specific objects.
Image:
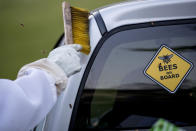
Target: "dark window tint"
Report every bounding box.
[74,23,196,130]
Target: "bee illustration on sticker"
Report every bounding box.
[158,54,173,64]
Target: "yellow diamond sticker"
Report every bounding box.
[144,45,193,93]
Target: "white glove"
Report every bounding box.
[17,44,82,95]
[47,44,82,77]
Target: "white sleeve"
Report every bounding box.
[0,68,57,131]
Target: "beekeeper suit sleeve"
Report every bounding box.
[0,68,57,131]
[0,44,82,131]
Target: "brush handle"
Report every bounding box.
[62,2,73,45]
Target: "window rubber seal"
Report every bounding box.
[92,11,108,36]
[68,18,196,131]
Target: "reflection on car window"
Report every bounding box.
[74,23,196,130]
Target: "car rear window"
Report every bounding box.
[73,22,196,130]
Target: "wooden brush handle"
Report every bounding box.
[62,2,73,45]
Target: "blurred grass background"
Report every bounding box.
[0,0,125,79]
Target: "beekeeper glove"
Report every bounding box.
[47,44,82,77]
[17,44,82,94]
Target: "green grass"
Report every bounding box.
[0,0,126,79]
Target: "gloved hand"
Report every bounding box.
[47,44,82,77]
[17,44,82,95]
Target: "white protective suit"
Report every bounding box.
[0,44,82,131]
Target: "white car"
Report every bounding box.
[36,0,196,130]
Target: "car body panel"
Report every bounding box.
[99,0,196,32]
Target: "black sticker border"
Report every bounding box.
[144,44,194,93]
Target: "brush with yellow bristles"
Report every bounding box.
[62,2,90,54]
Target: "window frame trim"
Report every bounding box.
[69,18,196,131]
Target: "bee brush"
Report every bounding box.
[62,2,90,54]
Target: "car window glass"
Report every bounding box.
[74,23,196,130]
